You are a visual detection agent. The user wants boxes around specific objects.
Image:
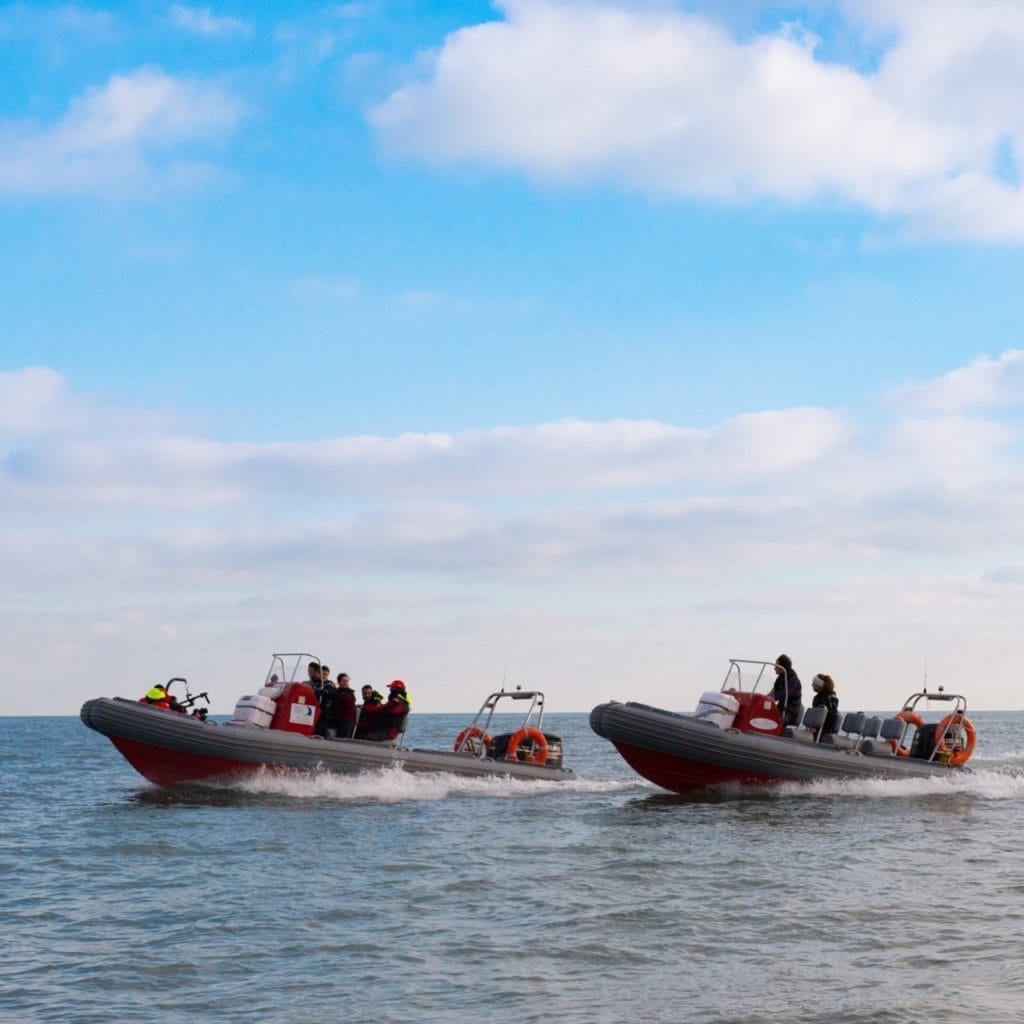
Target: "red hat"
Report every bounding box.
[389,680,406,692]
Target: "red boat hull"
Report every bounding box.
[81,696,578,786]
[110,736,256,787]
[613,739,780,793]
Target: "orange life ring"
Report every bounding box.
[505,727,549,765]
[454,726,492,754]
[892,709,925,757]
[934,713,976,767]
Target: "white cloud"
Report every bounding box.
[0,67,245,196]
[891,350,1024,412]
[8,356,1024,713]
[169,5,253,38]
[370,0,1024,239]
[0,371,848,507]
[0,366,69,434]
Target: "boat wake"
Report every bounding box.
[204,764,637,804]
[770,765,1024,801]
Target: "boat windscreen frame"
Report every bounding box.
[266,652,323,685]
[721,659,777,695]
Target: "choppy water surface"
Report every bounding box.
[2,710,1023,1024]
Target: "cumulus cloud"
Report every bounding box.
[169,5,253,38]
[2,359,1021,571]
[0,67,245,196]
[369,0,1024,239]
[891,350,1024,412]
[7,356,1024,712]
[0,367,70,434]
[0,368,848,508]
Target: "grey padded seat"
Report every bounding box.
[862,716,882,740]
[860,717,904,757]
[845,711,867,735]
[781,704,828,742]
[822,710,866,750]
[880,717,906,742]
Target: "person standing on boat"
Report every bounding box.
[315,675,339,736]
[333,673,358,738]
[306,662,324,698]
[810,674,839,738]
[772,654,803,727]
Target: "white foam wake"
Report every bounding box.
[207,764,638,804]
[770,766,1024,801]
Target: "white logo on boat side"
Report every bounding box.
[289,703,316,725]
[749,717,778,731]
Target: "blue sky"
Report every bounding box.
[4,0,1024,716]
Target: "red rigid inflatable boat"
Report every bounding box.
[590,658,978,795]
[81,652,576,788]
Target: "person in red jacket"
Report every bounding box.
[354,687,384,739]
[364,680,411,742]
[139,683,184,712]
[140,684,171,709]
[332,673,358,738]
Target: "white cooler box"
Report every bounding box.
[229,693,276,728]
[693,691,740,729]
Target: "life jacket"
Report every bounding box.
[355,699,383,737]
[139,686,171,709]
[374,693,411,740]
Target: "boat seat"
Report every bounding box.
[821,711,866,750]
[859,738,895,757]
[879,717,905,743]
[860,718,899,756]
[843,711,867,736]
[820,734,857,750]
[782,705,828,742]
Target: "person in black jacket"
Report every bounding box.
[315,676,338,736]
[306,662,323,699]
[772,654,803,727]
[810,673,839,737]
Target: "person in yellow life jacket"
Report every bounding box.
[365,680,411,741]
[140,684,171,709]
[139,683,184,712]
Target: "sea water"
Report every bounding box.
[2,710,1023,1024]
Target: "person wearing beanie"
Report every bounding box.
[772,654,803,727]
